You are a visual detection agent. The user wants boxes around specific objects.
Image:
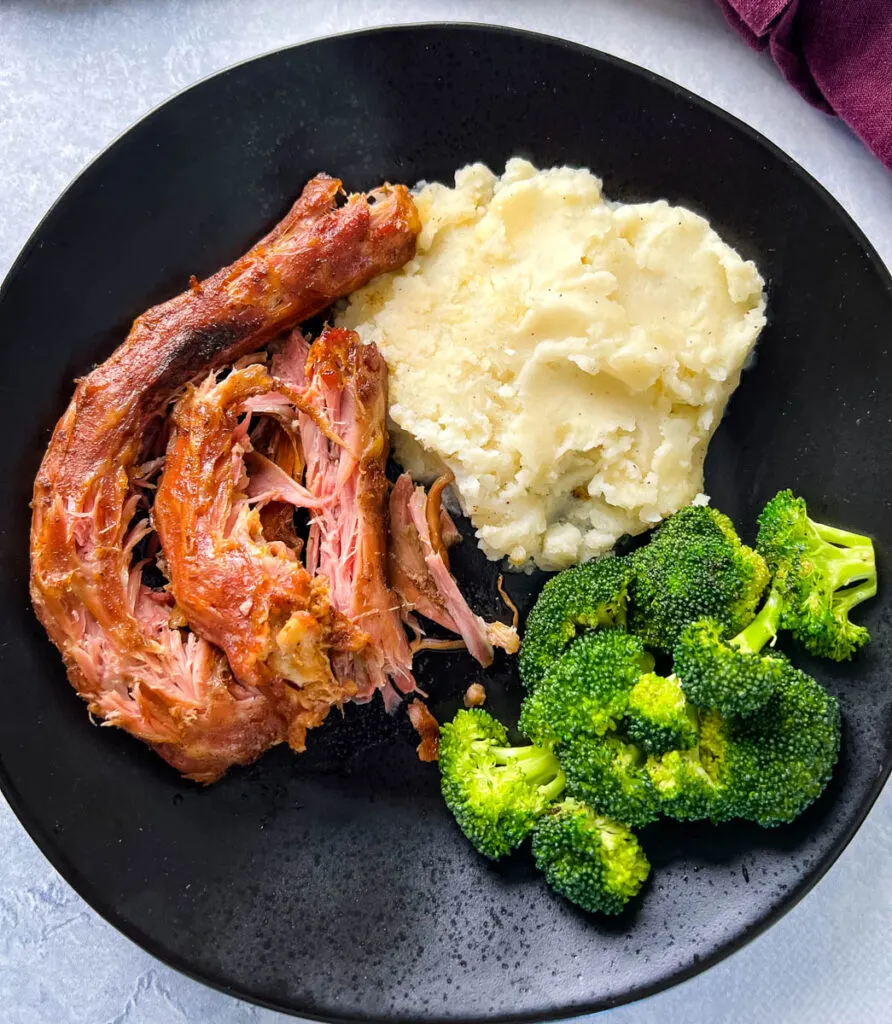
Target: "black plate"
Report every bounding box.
[1,24,891,1023]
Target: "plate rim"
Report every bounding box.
[2,21,891,1024]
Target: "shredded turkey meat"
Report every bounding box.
[30,169,522,783]
[30,175,420,781]
[297,328,416,709]
[153,364,366,752]
[387,473,520,666]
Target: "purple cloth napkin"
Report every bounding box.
[716,0,892,169]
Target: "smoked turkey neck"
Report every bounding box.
[29,175,419,782]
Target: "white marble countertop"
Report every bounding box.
[2,2,891,1022]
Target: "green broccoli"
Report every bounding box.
[721,663,841,826]
[561,734,660,828]
[519,631,682,824]
[756,490,876,661]
[623,672,699,753]
[629,505,770,651]
[673,586,789,717]
[532,798,650,915]
[646,709,732,822]
[519,629,650,747]
[438,708,565,860]
[647,665,840,826]
[518,555,634,690]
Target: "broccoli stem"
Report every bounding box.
[491,745,552,764]
[540,773,568,802]
[730,585,784,655]
[805,516,876,593]
[491,745,566,798]
[834,576,878,615]
[820,542,876,592]
[811,520,874,550]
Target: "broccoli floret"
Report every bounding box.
[519,631,661,826]
[561,734,660,827]
[756,490,876,661]
[721,663,841,826]
[519,556,634,690]
[674,586,789,717]
[532,798,650,915]
[646,709,733,822]
[519,629,650,747]
[439,708,565,860]
[629,505,770,651]
[623,672,699,753]
[647,666,840,827]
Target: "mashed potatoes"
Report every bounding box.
[339,159,766,570]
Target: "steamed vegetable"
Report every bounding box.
[624,672,699,753]
[519,629,649,746]
[673,587,789,718]
[438,708,564,860]
[532,799,650,915]
[756,490,876,661]
[646,663,840,826]
[628,505,769,651]
[440,494,870,918]
[518,556,634,690]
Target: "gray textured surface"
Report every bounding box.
[1,1,890,1022]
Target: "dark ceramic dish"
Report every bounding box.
[1,23,890,1024]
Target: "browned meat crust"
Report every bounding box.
[407,699,440,762]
